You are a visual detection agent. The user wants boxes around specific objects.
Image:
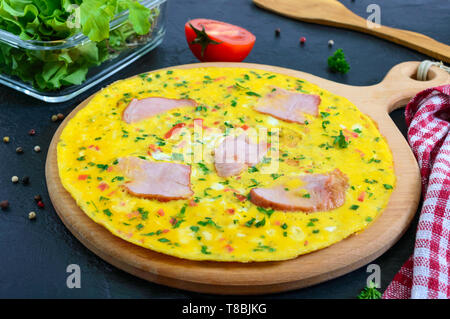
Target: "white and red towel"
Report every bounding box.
[383,85,450,299]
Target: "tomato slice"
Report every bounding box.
[185,19,256,62]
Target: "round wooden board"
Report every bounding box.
[46,61,450,295]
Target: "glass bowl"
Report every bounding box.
[0,0,167,103]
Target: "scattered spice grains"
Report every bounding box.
[51,113,65,122]
[22,176,30,185]
[11,176,19,183]
[0,200,9,210]
[274,28,281,36]
[3,136,9,143]
[34,145,41,152]
[300,36,306,44]
[28,211,36,220]
[34,195,42,202]
[28,129,36,136]
[16,147,24,154]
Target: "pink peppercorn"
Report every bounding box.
[300,36,306,44]
[37,201,45,208]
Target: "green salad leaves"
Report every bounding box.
[79,0,152,42]
[0,0,158,91]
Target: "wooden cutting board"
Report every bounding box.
[46,61,450,295]
[254,0,450,63]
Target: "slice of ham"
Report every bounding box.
[118,157,193,201]
[122,97,197,124]
[254,87,320,124]
[214,134,268,177]
[250,169,348,212]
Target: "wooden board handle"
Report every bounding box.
[313,13,450,64]
[254,0,450,63]
[342,62,450,113]
[365,26,450,64]
[371,62,450,112]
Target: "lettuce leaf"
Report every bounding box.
[0,0,156,90]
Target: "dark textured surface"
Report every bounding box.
[0,0,448,298]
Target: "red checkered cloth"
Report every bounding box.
[383,85,450,299]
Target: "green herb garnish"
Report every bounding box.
[327,49,350,74]
[357,281,382,299]
[332,130,349,148]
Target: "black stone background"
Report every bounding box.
[0,0,448,298]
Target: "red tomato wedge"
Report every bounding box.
[185,19,256,62]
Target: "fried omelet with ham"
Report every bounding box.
[57,67,395,262]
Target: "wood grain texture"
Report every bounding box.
[46,61,450,295]
[253,0,450,63]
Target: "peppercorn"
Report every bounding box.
[29,211,36,220]
[22,176,30,185]
[300,37,306,44]
[34,145,41,152]
[275,28,281,36]
[34,195,42,202]
[28,129,36,136]
[51,114,58,122]
[3,136,10,143]
[11,176,19,183]
[16,147,24,154]
[328,39,334,47]
[37,201,45,208]
[57,113,65,120]
[0,200,9,210]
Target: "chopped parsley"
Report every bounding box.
[257,207,274,218]
[253,243,276,252]
[137,208,149,220]
[246,91,261,97]
[245,218,256,227]
[332,130,349,148]
[197,217,222,230]
[248,166,259,173]
[96,164,108,171]
[201,245,211,255]
[198,162,210,175]
[255,218,266,228]
[190,226,200,233]
[103,209,112,217]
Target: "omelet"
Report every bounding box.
[57,67,395,262]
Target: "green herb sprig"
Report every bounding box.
[328,49,350,74]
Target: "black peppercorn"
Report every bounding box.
[0,200,9,210]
